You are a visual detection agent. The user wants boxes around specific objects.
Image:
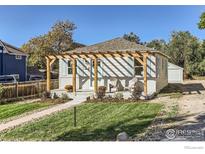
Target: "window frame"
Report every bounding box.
[134,58,143,76]
[16,55,22,60]
[67,60,72,75]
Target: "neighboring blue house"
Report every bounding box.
[0,40,28,81]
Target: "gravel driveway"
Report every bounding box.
[140,80,205,141]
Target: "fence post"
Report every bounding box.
[15,82,19,98]
[37,81,40,97]
[74,106,77,127]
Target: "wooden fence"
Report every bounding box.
[0,79,59,100]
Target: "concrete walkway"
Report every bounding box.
[0,96,87,132]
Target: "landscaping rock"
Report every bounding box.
[116,132,129,141]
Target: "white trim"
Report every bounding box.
[0,40,8,54]
[15,55,22,60]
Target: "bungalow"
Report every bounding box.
[46,37,169,98]
[0,40,28,81]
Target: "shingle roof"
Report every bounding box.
[0,40,27,56]
[66,37,155,54]
[64,37,169,58]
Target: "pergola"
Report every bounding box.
[45,37,168,97]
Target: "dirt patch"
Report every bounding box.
[139,80,205,141]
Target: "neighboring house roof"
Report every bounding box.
[70,42,86,49]
[168,62,184,70]
[65,37,169,58]
[0,40,28,56]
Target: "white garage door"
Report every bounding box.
[168,69,183,83]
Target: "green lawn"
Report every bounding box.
[0,102,162,141]
[0,100,59,122]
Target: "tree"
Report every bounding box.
[146,39,167,53]
[167,31,201,78]
[197,12,205,76]
[198,40,205,75]
[198,12,205,29]
[123,32,141,44]
[198,59,205,76]
[21,20,77,69]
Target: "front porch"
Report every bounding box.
[46,52,149,98]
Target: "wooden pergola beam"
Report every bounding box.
[46,57,51,93]
[143,53,149,98]
[48,54,73,60]
[94,57,98,93]
[49,58,56,67]
[72,59,77,95]
[46,50,150,98]
[50,51,145,60]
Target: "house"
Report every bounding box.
[0,40,28,81]
[46,37,169,98]
[168,62,183,83]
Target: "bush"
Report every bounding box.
[51,92,59,99]
[113,92,124,100]
[97,86,107,99]
[41,91,51,100]
[0,84,4,99]
[64,85,73,92]
[131,81,143,100]
[61,93,70,101]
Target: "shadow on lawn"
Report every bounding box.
[54,113,158,141]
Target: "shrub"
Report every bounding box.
[41,91,51,100]
[0,84,4,99]
[61,93,70,100]
[131,81,143,100]
[51,92,59,99]
[113,92,124,100]
[97,86,107,99]
[64,85,73,92]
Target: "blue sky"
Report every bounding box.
[0,5,205,47]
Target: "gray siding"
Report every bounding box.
[155,54,168,92]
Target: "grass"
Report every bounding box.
[192,76,205,80]
[0,102,162,141]
[0,99,66,122]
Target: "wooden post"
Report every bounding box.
[72,59,76,95]
[94,57,98,93]
[46,57,51,93]
[15,82,19,98]
[37,81,40,97]
[74,106,77,127]
[143,53,148,98]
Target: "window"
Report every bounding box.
[134,59,143,76]
[84,59,90,70]
[92,59,101,67]
[68,61,72,74]
[16,55,22,60]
